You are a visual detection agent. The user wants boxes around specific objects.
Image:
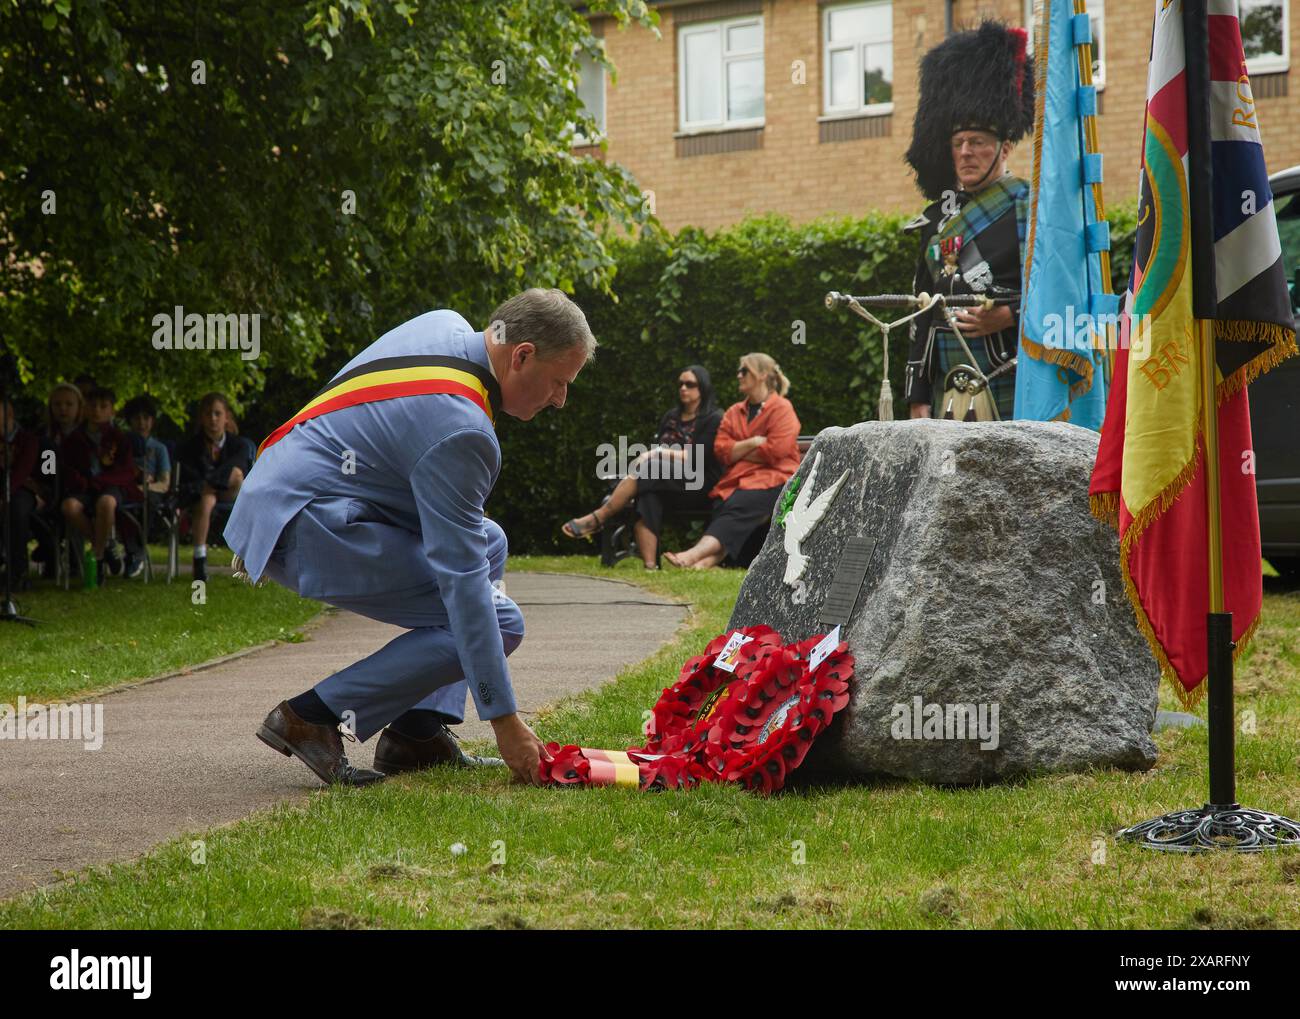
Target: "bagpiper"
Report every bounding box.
[902,21,1035,420]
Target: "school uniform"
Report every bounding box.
[63,423,142,510]
[176,430,254,503]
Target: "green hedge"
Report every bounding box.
[489,203,1139,555]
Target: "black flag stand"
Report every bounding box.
[1116,0,1297,850]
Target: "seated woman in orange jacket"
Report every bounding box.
[664,352,800,569]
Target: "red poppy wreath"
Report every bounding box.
[538,626,854,795]
[704,632,854,794]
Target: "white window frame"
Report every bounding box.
[573,47,607,145]
[1086,0,1105,90]
[821,0,895,118]
[1241,0,1289,75]
[1024,0,1104,88]
[677,16,765,134]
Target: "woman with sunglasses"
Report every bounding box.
[663,353,800,570]
[562,365,723,568]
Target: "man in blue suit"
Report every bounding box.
[226,288,595,786]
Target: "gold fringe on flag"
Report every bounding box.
[1119,559,1207,711]
[1089,491,1118,528]
[1215,322,1299,402]
[1019,335,1097,394]
[1116,443,1201,707]
[1112,425,1270,710]
[1069,374,1094,400]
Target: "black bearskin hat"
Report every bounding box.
[905,21,1034,201]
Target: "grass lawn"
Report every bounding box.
[2,556,1298,929]
[144,544,234,567]
[0,544,319,704]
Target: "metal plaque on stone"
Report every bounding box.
[819,536,875,628]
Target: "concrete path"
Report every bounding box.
[0,572,687,900]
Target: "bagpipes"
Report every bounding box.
[825,288,1020,421]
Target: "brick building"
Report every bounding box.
[576,0,1295,231]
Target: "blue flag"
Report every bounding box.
[1015,0,1117,429]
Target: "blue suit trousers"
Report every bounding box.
[264,503,524,741]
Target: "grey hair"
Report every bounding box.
[486,288,597,362]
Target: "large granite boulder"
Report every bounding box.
[727,419,1160,784]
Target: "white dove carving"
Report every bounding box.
[782,452,849,586]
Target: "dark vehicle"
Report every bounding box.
[1256,167,1300,582]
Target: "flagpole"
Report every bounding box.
[1072,0,1111,302]
[1187,0,1238,817]
[1198,319,1223,617]
[1117,0,1298,851]
[1198,317,1237,810]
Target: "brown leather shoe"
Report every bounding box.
[256,701,385,787]
[373,723,505,775]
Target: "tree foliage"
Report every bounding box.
[0,0,657,421]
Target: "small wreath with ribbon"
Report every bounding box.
[538,744,703,791]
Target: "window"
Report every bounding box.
[678,16,764,132]
[1273,188,1300,310]
[822,1,893,117]
[1242,0,1288,75]
[574,48,606,144]
[1086,0,1105,88]
[1022,0,1101,85]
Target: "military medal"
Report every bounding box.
[929,235,963,276]
[942,235,963,276]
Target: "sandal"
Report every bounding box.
[562,508,605,540]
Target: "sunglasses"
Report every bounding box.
[736,366,751,377]
[678,380,699,389]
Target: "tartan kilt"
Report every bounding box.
[934,330,1017,420]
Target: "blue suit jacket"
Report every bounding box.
[225,310,513,718]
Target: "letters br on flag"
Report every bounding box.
[1088,0,1297,706]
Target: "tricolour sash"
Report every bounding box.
[257,354,500,457]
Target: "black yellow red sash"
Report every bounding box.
[257,354,500,457]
